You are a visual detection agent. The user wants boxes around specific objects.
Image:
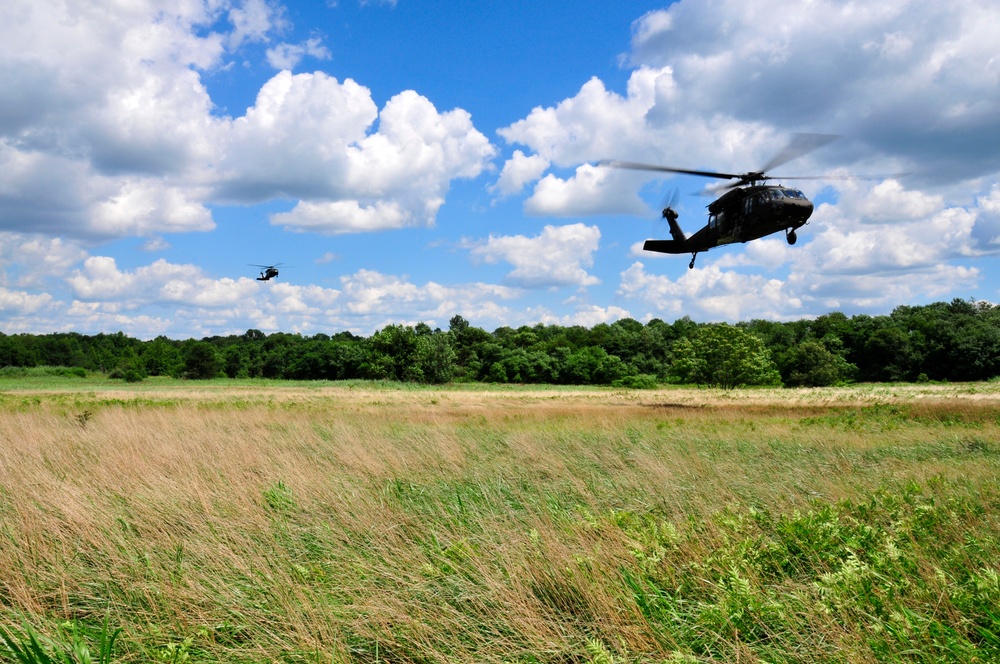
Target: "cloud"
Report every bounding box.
[0,288,54,316]
[524,164,649,217]
[500,0,1000,217]
[625,0,1000,180]
[498,0,1000,324]
[219,76,495,232]
[60,256,352,336]
[338,269,522,327]
[837,179,944,224]
[0,0,228,240]
[498,73,666,167]
[0,148,209,239]
[469,223,602,288]
[266,37,332,70]
[271,200,414,235]
[68,257,262,307]
[228,0,289,49]
[140,237,171,252]
[618,261,802,322]
[315,251,340,264]
[0,2,495,242]
[536,304,634,328]
[490,150,550,198]
[0,233,89,288]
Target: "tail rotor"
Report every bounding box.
[660,188,686,242]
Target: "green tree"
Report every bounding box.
[0,334,35,367]
[182,341,222,379]
[779,340,856,387]
[670,324,781,388]
[142,337,183,376]
[414,332,456,384]
[364,324,419,381]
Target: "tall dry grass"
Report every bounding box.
[0,383,998,662]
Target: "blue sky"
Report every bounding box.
[2,0,1000,339]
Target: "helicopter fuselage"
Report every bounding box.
[643,184,814,260]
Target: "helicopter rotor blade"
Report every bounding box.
[599,160,742,181]
[758,133,839,174]
[661,187,680,211]
[767,173,908,183]
[653,188,681,238]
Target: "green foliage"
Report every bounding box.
[5,298,1000,386]
[4,388,1000,662]
[779,339,857,386]
[141,337,183,377]
[181,341,221,379]
[612,373,660,389]
[413,332,457,384]
[0,366,88,379]
[363,324,420,381]
[670,324,781,388]
[617,480,1000,662]
[0,618,120,664]
[262,479,297,513]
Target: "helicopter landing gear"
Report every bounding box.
[786,228,797,245]
[689,252,698,269]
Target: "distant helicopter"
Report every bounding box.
[602,133,846,269]
[250,264,286,281]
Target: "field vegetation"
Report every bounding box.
[1,379,999,662]
[4,298,1000,387]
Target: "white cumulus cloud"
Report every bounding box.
[266,37,332,70]
[470,223,602,288]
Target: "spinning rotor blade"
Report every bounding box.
[661,187,680,211]
[599,160,742,181]
[653,188,681,238]
[603,134,899,195]
[759,133,839,174]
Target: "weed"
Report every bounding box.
[0,618,120,664]
[1,382,999,662]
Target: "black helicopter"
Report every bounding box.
[602,134,842,269]
[250,264,286,281]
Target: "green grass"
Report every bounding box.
[1,381,998,662]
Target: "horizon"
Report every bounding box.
[2,296,992,342]
[2,0,999,339]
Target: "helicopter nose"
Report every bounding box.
[801,199,814,219]
[781,197,813,222]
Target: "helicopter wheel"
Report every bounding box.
[689,253,697,270]
[786,229,797,245]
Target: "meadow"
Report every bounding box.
[1,377,998,663]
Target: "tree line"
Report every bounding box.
[1,299,998,387]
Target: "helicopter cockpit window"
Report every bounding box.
[781,188,804,199]
[769,189,784,200]
[708,214,717,229]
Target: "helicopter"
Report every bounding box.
[602,133,843,269]
[250,264,286,281]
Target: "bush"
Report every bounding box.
[0,366,87,378]
[612,374,660,389]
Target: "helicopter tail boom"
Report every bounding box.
[642,239,689,254]
[664,209,686,243]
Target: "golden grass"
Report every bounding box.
[1,382,998,662]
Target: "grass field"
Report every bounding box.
[1,378,999,663]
